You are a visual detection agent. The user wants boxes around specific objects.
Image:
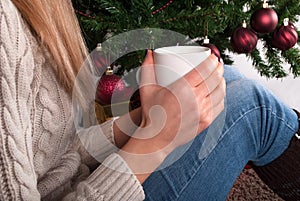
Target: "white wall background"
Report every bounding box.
[229,19,300,110]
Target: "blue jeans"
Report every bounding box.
[142,65,299,201]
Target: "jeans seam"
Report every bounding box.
[218,105,297,151]
[176,106,297,200]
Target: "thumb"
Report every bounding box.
[140,49,156,86]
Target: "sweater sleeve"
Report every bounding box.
[71,116,145,200]
[0,0,40,200]
[63,153,145,201]
[74,118,119,169]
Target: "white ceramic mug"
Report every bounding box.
[153,46,211,86]
[136,46,211,87]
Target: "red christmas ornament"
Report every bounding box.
[231,21,258,54]
[96,67,133,105]
[272,18,298,51]
[250,1,278,34]
[202,36,221,61]
[91,43,108,72]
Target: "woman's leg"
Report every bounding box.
[142,65,299,201]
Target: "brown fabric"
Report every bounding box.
[227,168,283,201]
[252,110,300,201]
[253,136,300,201]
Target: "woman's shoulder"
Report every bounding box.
[0,0,37,89]
[0,0,39,62]
[0,0,27,46]
[0,0,21,21]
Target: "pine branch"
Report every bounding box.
[250,49,272,77]
[265,45,287,78]
[282,48,300,77]
[73,0,300,78]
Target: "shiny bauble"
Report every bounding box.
[250,5,278,34]
[272,19,298,51]
[231,22,258,54]
[96,73,133,105]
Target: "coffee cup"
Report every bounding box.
[153,46,211,86]
[136,46,211,86]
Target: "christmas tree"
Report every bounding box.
[72,0,300,79]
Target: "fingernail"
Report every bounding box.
[143,49,151,58]
[146,49,153,58]
[209,54,218,62]
[211,53,217,59]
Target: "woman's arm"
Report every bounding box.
[73,107,142,170]
[113,107,142,148]
[0,1,40,199]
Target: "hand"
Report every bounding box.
[120,50,226,183]
[137,50,225,151]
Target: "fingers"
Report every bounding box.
[200,62,224,96]
[140,50,156,86]
[200,77,226,107]
[183,54,219,87]
[198,99,225,131]
[197,76,226,130]
[193,60,225,130]
[188,61,224,104]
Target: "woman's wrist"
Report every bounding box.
[113,107,142,148]
[119,130,174,184]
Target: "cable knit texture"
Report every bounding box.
[0,0,144,200]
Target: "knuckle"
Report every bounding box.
[217,68,224,80]
[222,86,226,98]
[218,62,224,75]
[223,81,227,96]
[220,78,226,94]
[198,56,218,76]
[208,55,219,66]
[220,100,225,110]
[203,118,213,128]
[214,68,224,81]
[201,111,213,126]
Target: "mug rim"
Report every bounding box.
[154,45,210,55]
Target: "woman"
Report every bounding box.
[0,0,299,200]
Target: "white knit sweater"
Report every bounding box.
[0,0,144,200]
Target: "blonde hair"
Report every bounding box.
[12,0,88,94]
